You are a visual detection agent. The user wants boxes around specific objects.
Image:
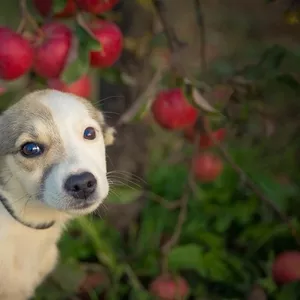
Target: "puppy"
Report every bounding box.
[0,89,115,300]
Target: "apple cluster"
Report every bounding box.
[151,88,225,182]
[0,0,123,98]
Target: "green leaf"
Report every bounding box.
[61,23,102,84]
[259,45,286,71]
[61,47,90,84]
[275,281,300,300]
[0,89,20,111]
[106,186,142,204]
[150,32,168,48]
[168,244,204,273]
[52,0,68,14]
[75,24,101,51]
[51,263,85,293]
[99,68,123,84]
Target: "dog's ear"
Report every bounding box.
[103,125,116,146]
[96,110,116,146]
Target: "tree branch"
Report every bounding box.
[193,0,207,72]
[202,119,300,246]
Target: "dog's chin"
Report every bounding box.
[64,198,103,216]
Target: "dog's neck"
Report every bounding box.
[0,172,72,230]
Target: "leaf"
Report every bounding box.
[192,88,219,113]
[250,172,297,211]
[259,45,286,71]
[52,0,68,14]
[61,24,101,84]
[168,244,205,274]
[51,263,85,293]
[76,217,117,270]
[275,281,300,300]
[106,186,142,204]
[150,32,168,48]
[182,81,220,114]
[99,68,123,84]
[0,89,20,111]
[75,23,101,51]
[61,47,90,84]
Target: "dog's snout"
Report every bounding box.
[64,172,97,199]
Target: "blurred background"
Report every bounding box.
[1,0,300,299]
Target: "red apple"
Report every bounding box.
[184,126,226,148]
[33,23,72,79]
[48,75,92,98]
[193,153,223,182]
[89,19,123,68]
[152,88,198,130]
[0,27,33,80]
[77,0,119,14]
[33,0,76,18]
[272,251,300,285]
[149,275,189,300]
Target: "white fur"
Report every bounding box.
[0,90,113,300]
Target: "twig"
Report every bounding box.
[19,0,43,36]
[202,119,300,246]
[123,264,146,293]
[152,0,186,52]
[161,192,189,256]
[151,194,182,210]
[160,137,200,274]
[76,13,100,41]
[116,67,164,126]
[151,0,210,93]
[193,0,207,72]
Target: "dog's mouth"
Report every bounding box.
[64,194,103,215]
[68,198,100,210]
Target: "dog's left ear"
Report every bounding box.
[96,110,116,146]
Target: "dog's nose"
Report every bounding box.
[64,172,97,199]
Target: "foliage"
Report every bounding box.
[1,0,300,299]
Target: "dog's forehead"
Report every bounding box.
[35,89,96,121]
[39,90,94,119]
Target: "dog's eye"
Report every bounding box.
[20,142,44,158]
[83,127,96,140]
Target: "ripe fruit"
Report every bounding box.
[184,126,226,148]
[33,0,76,18]
[152,88,198,130]
[48,75,92,98]
[193,153,223,182]
[272,251,300,284]
[89,20,123,68]
[77,0,119,14]
[149,275,189,300]
[0,27,33,80]
[33,23,72,79]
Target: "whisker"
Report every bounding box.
[107,170,146,185]
[93,95,125,106]
[108,176,143,189]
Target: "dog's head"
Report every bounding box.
[0,89,115,220]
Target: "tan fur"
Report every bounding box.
[0,89,115,300]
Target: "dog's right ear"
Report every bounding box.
[95,110,116,146]
[103,125,116,146]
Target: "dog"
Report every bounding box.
[0,89,115,300]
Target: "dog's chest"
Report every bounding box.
[0,224,62,299]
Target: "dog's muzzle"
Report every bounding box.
[64,171,97,204]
